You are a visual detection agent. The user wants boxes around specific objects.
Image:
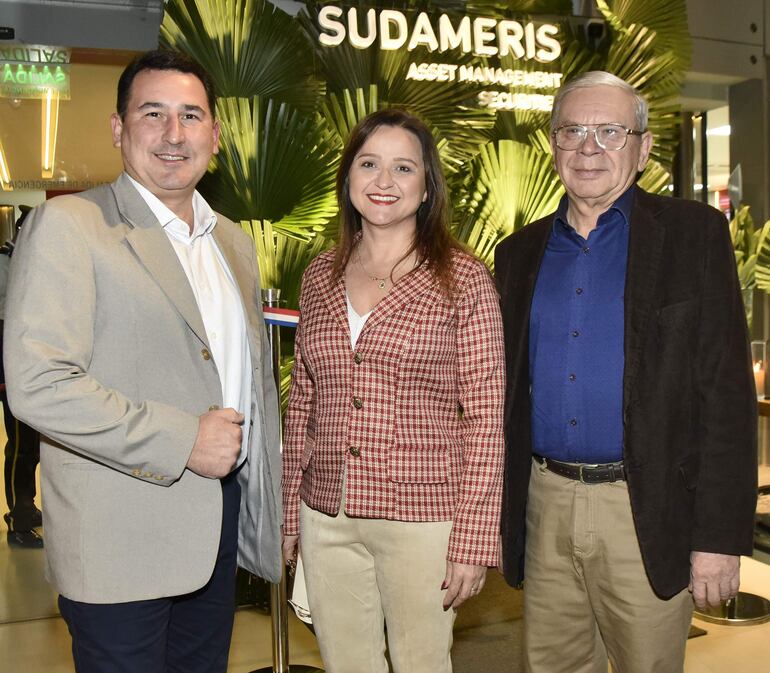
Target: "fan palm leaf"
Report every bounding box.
[202,96,339,239]
[753,222,770,293]
[454,136,563,267]
[598,0,691,72]
[637,159,672,195]
[161,0,324,114]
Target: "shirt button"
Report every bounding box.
[569,418,578,426]
[568,374,576,381]
[201,348,211,360]
[571,330,580,337]
[575,288,583,295]
[354,353,363,364]
[582,247,590,254]
[352,397,363,410]
[349,446,361,457]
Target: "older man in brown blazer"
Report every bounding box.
[3,50,281,673]
[496,71,757,673]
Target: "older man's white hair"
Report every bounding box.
[550,71,649,134]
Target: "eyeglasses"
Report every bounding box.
[553,123,646,151]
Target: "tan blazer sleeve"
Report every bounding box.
[3,200,198,485]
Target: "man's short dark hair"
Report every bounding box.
[116,50,217,120]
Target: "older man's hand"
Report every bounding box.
[689,551,740,609]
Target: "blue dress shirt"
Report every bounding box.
[529,186,634,463]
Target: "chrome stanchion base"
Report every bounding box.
[693,591,770,625]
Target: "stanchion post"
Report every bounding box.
[252,289,324,673]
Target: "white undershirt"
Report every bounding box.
[346,295,372,348]
[128,175,252,467]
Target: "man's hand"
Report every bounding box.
[442,561,487,611]
[283,533,299,576]
[187,408,244,478]
[689,551,740,609]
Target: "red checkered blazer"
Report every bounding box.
[282,248,505,566]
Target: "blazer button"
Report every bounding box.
[131,468,141,477]
[352,397,363,410]
[348,446,361,457]
[201,348,211,360]
[353,352,363,364]
[209,404,220,411]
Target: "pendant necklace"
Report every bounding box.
[356,248,390,290]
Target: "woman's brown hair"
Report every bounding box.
[332,108,461,297]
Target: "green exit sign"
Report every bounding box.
[0,44,71,100]
[1,63,70,100]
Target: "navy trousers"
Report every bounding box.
[59,471,241,673]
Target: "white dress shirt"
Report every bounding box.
[128,175,252,467]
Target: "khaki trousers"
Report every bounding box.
[524,459,693,673]
[300,501,455,673]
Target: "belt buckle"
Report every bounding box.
[578,463,599,484]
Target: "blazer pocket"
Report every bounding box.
[62,460,107,471]
[678,453,700,491]
[300,435,315,470]
[388,447,448,484]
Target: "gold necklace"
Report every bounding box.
[356,248,390,290]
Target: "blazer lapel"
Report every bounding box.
[113,174,210,349]
[505,219,552,378]
[312,257,349,340]
[361,264,436,337]
[623,191,666,407]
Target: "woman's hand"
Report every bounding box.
[442,561,487,610]
[282,533,300,576]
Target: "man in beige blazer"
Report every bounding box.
[3,50,281,672]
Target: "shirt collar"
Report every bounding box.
[553,183,636,235]
[125,173,217,241]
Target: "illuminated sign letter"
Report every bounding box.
[408,13,439,52]
[380,10,408,50]
[473,17,498,56]
[497,20,524,58]
[525,23,537,59]
[438,15,471,53]
[348,8,377,49]
[536,24,561,62]
[318,6,345,46]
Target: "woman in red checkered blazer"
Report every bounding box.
[282,109,505,673]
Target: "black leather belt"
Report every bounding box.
[533,454,626,484]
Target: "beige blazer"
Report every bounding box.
[3,173,282,603]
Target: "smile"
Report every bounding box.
[155,154,187,162]
[367,194,399,204]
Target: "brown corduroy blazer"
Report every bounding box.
[495,188,757,598]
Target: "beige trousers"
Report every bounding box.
[524,459,693,673]
[300,501,455,673]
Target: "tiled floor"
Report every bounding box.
[1,464,769,671]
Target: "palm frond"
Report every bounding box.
[202,97,339,239]
[454,138,562,267]
[321,86,382,142]
[754,221,770,292]
[637,159,672,195]
[161,0,324,113]
[240,218,330,308]
[598,0,691,72]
